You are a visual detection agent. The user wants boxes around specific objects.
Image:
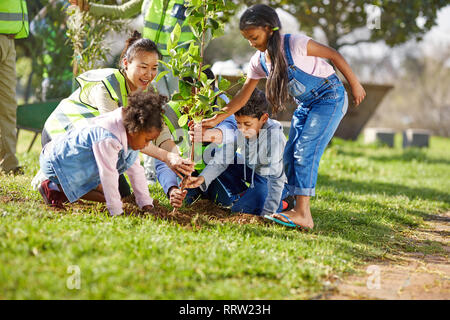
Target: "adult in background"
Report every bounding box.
[0,0,29,175]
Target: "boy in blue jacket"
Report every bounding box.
[185,88,286,215]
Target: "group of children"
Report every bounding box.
[37,5,365,230]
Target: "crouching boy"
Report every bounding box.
[185,88,286,215]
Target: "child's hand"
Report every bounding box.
[201,115,220,129]
[350,82,366,107]
[184,176,205,189]
[168,187,187,208]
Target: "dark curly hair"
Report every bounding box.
[122,91,167,133]
[235,88,269,119]
[120,30,162,69]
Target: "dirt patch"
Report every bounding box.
[126,196,266,228]
[320,212,450,300]
[47,194,267,228]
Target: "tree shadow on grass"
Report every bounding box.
[317,174,450,205]
[5,184,446,266]
[337,147,450,166]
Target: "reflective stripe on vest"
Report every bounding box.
[45,69,128,139]
[0,0,29,39]
[76,68,129,108]
[143,0,194,56]
[45,99,100,139]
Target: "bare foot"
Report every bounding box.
[272,210,314,229]
[272,195,314,229]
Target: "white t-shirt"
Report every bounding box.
[247,33,335,79]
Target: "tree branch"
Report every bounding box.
[337,38,375,49]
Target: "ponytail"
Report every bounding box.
[265,28,289,113]
[120,30,162,69]
[240,4,289,113]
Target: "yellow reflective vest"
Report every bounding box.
[44,68,129,139]
[0,0,29,39]
[143,0,194,56]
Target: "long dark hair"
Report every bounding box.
[240,4,289,113]
[120,30,161,69]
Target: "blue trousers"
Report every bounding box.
[185,162,284,215]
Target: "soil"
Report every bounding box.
[76,195,267,229]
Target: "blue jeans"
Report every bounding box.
[186,161,284,215]
[284,79,348,197]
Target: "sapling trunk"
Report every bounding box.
[167,0,239,214]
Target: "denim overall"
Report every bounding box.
[260,34,348,197]
[40,126,139,203]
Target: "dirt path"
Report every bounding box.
[322,212,450,300]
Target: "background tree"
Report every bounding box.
[66,1,128,77]
[235,0,449,50]
[15,0,73,102]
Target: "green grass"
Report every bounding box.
[0,131,449,299]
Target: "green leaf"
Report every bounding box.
[198,94,209,104]
[189,16,203,26]
[200,72,208,85]
[170,23,181,45]
[179,80,193,99]
[238,76,247,85]
[201,64,211,71]
[218,78,230,91]
[207,18,219,30]
[175,40,195,50]
[172,93,186,101]
[191,0,202,8]
[188,43,199,57]
[153,70,169,83]
[212,26,224,38]
[158,60,172,70]
[178,114,189,127]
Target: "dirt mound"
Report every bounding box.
[70,194,267,228]
[126,197,266,228]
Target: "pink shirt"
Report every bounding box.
[91,108,153,216]
[247,33,335,80]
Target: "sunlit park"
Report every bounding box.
[0,0,449,301]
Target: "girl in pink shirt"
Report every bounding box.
[38,91,167,216]
[201,4,366,230]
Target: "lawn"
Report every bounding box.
[0,131,449,299]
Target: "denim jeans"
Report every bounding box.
[186,161,284,215]
[284,77,348,196]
